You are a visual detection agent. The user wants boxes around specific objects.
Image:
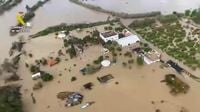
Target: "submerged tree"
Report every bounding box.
[40,71,53,82]
[66,44,77,59]
[136,56,144,66]
[0,85,23,112]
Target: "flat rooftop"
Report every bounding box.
[101,31,117,38]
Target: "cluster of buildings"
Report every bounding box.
[99,29,140,47]
[100,29,161,65]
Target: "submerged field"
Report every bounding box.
[2,21,197,112]
[19,34,200,112]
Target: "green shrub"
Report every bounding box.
[0,85,23,112]
[30,65,40,74]
[136,56,144,65]
[40,71,53,82]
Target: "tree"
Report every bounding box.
[191,9,197,17]
[71,76,77,82]
[0,85,23,112]
[25,63,29,68]
[1,58,16,73]
[116,47,122,52]
[185,10,191,16]
[5,73,20,83]
[93,56,104,64]
[33,82,43,90]
[41,58,47,65]
[40,71,53,82]
[136,56,144,66]
[122,62,127,67]
[128,59,134,64]
[67,45,77,59]
[124,51,132,58]
[30,65,40,74]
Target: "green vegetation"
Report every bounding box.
[5,73,20,83]
[93,56,104,64]
[185,10,191,17]
[71,76,77,82]
[33,82,43,90]
[130,14,200,69]
[122,62,127,67]
[40,71,53,82]
[157,14,178,24]
[0,85,23,112]
[66,45,77,59]
[164,74,189,95]
[30,65,40,74]
[23,12,35,23]
[124,51,132,58]
[30,19,119,38]
[191,9,200,24]
[136,56,144,66]
[128,18,155,28]
[185,8,200,24]
[128,59,134,64]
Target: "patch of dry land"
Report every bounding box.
[1,21,200,112]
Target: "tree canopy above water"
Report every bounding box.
[0,85,23,112]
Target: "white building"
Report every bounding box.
[143,50,161,65]
[116,35,140,47]
[116,29,140,47]
[99,29,140,47]
[100,31,119,42]
[57,31,67,39]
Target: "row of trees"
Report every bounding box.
[128,18,156,28]
[185,9,200,24]
[30,19,119,38]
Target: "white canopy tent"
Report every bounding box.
[101,60,111,67]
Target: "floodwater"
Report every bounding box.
[0,0,109,62]
[1,1,200,111]
[0,0,200,59]
[86,0,200,14]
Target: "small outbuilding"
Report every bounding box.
[97,74,114,83]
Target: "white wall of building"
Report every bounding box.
[143,56,160,65]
